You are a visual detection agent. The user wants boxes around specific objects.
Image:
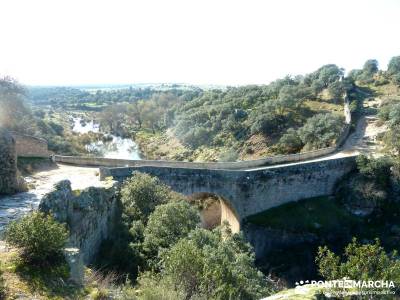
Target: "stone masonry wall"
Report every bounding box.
[13,133,49,158]
[0,128,18,194]
[101,155,357,223]
[39,180,118,264]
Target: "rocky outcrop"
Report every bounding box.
[0,128,18,195]
[39,180,119,264]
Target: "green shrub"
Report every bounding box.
[298,113,344,150]
[218,149,239,162]
[161,226,275,300]
[277,128,303,154]
[316,238,400,291]
[131,273,189,300]
[143,201,200,262]
[356,155,392,187]
[4,212,68,265]
[120,172,180,224]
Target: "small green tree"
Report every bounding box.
[277,128,303,154]
[387,56,400,76]
[143,201,200,262]
[120,172,180,224]
[298,113,344,150]
[4,212,68,265]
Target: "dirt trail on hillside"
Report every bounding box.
[341,97,386,156]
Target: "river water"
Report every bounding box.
[0,165,102,232]
[0,117,140,232]
[72,117,141,160]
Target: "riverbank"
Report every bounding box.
[0,164,102,232]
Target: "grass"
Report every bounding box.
[0,245,87,299]
[303,100,343,115]
[245,196,361,235]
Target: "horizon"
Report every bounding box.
[2,0,400,86]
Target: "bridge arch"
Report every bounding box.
[189,192,241,233]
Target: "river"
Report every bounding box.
[0,165,103,232]
[0,117,140,232]
[72,117,142,160]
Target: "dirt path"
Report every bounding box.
[341,97,386,156]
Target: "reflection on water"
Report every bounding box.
[72,117,141,160]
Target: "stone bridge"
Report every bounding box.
[99,155,357,231]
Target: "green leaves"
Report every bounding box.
[4,212,68,265]
[316,238,400,285]
[143,201,200,263]
[120,172,180,224]
[161,227,274,300]
[297,113,344,150]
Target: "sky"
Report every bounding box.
[1,0,400,86]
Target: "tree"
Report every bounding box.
[143,201,200,261]
[0,77,34,134]
[298,113,344,150]
[120,172,181,224]
[363,59,379,77]
[277,128,303,154]
[387,56,400,76]
[316,238,400,293]
[160,226,274,299]
[4,212,68,265]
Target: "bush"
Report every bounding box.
[356,155,392,187]
[277,128,303,154]
[161,226,275,299]
[4,212,68,265]
[130,272,189,300]
[298,113,344,150]
[120,172,181,224]
[143,201,200,262]
[316,238,400,291]
[218,149,239,162]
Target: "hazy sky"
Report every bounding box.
[1,0,399,86]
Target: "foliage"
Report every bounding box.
[387,56,400,77]
[356,155,392,186]
[218,149,239,162]
[97,173,188,279]
[120,172,180,224]
[143,201,200,262]
[297,113,344,150]
[277,128,303,154]
[316,238,400,285]
[130,272,190,300]
[0,77,33,133]
[4,212,68,265]
[160,226,274,300]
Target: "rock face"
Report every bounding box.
[0,128,18,195]
[39,180,119,264]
